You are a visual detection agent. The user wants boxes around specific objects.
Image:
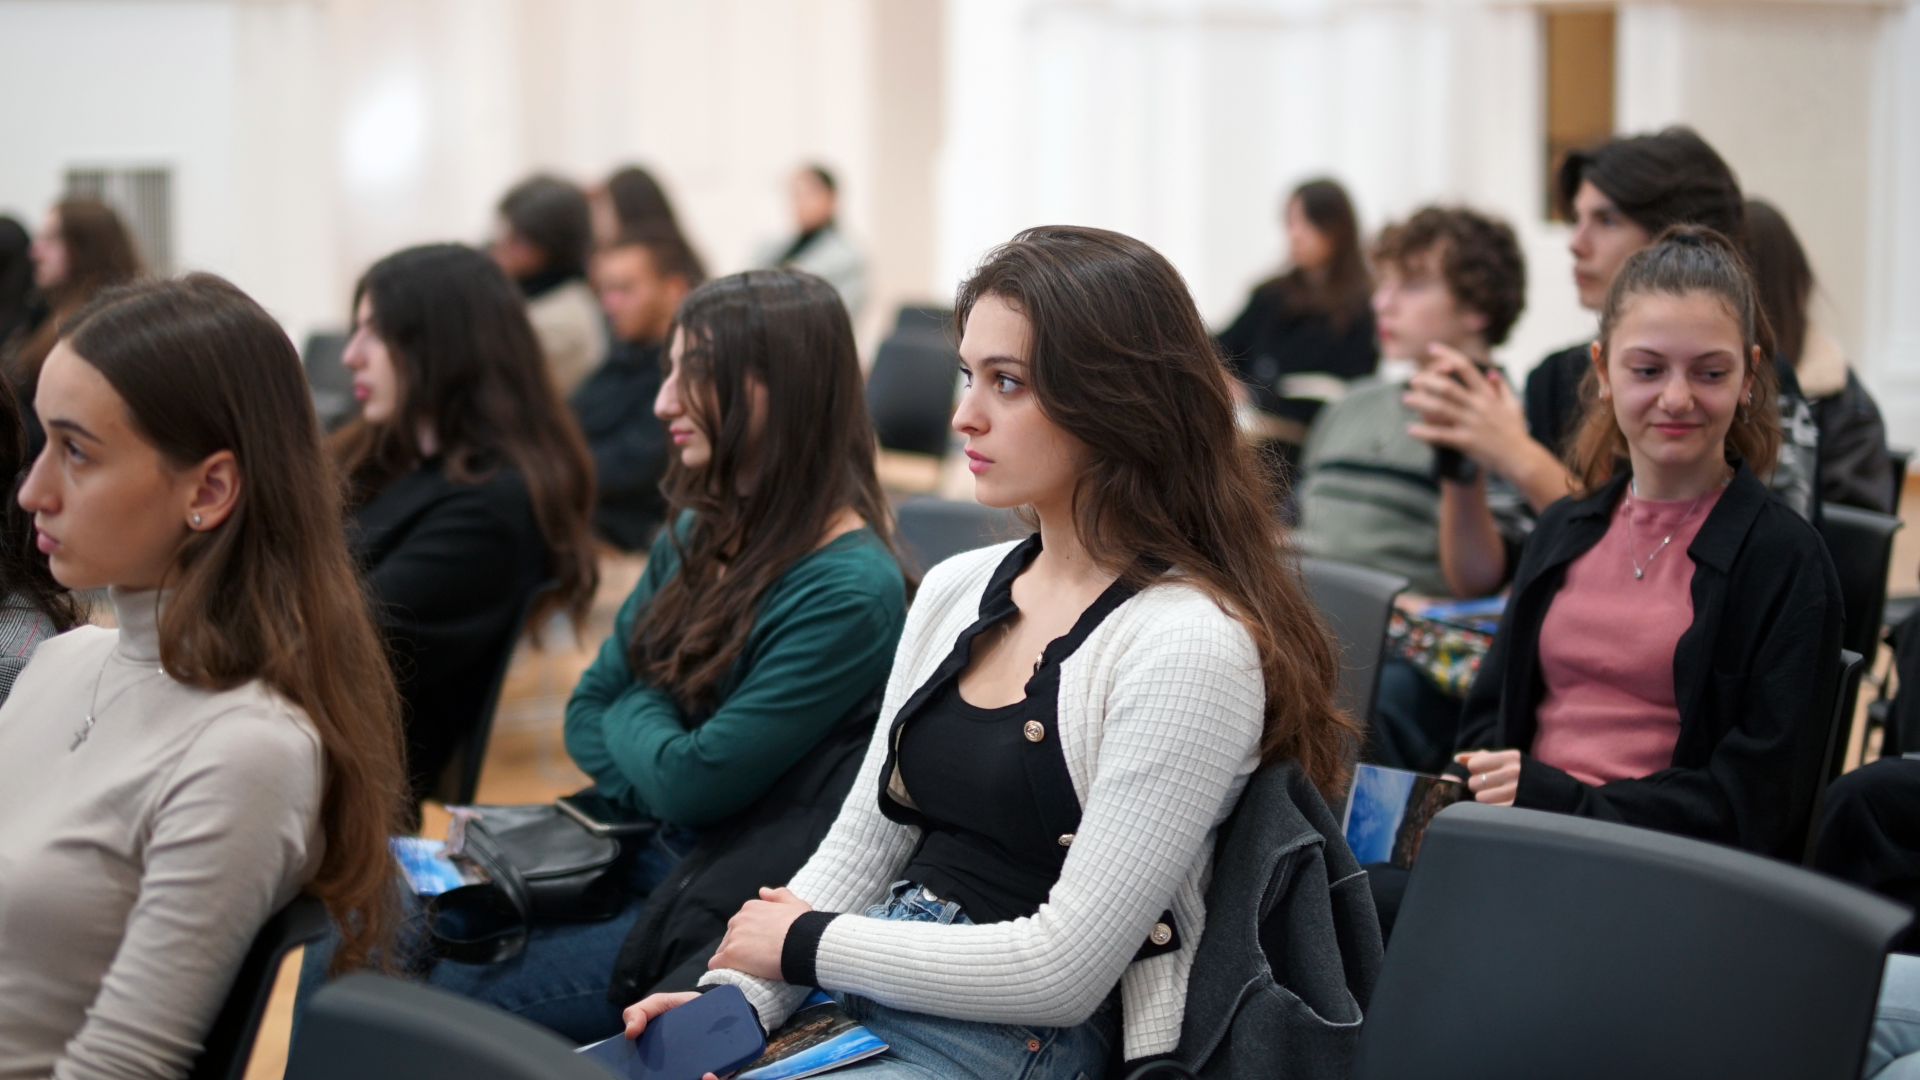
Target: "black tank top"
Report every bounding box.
[895,677,1056,923]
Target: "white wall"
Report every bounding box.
[938,0,1914,420]
[0,0,943,349]
[938,0,1588,377]
[1866,0,1920,442]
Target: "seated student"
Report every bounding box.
[1745,198,1894,512]
[331,244,598,810]
[4,197,143,457]
[0,276,404,1078]
[1293,207,1527,773]
[1452,228,1842,862]
[426,268,910,1043]
[620,226,1357,1077]
[570,227,704,551]
[757,165,866,317]
[492,175,608,394]
[1216,178,1377,449]
[1406,128,1821,593]
[0,373,80,701]
[1294,205,1528,599]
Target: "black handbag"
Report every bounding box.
[427,803,644,963]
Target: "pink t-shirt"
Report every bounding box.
[1531,485,1725,787]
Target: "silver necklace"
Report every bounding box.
[70,652,166,751]
[1624,479,1715,581]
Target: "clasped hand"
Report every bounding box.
[1401,345,1529,473]
[1454,748,1522,807]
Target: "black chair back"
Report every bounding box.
[433,580,562,807]
[1888,446,1911,516]
[1805,649,1868,864]
[1819,502,1903,662]
[891,305,954,343]
[187,894,332,1080]
[287,973,608,1080]
[867,336,958,458]
[1351,802,1910,1080]
[1297,557,1408,722]
[893,496,1026,576]
[302,332,354,431]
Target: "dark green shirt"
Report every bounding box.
[564,523,907,827]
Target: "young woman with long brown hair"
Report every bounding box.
[1452,227,1842,860]
[331,243,598,809]
[425,268,910,1043]
[0,368,81,703]
[1218,177,1377,446]
[2,197,143,455]
[623,226,1353,1077]
[0,275,404,1079]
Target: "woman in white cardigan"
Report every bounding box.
[623,226,1358,1078]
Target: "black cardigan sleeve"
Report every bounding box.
[1454,604,1516,760]
[1515,518,1844,855]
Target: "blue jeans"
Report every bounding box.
[1365,655,1461,775]
[297,824,698,1047]
[1869,954,1920,1078]
[424,824,700,1044]
[828,883,1118,1080]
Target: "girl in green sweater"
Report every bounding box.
[428,267,909,1040]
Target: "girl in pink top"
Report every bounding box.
[1451,227,1842,859]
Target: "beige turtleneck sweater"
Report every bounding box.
[0,589,324,1080]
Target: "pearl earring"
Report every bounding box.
[191,513,203,527]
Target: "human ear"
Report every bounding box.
[184,450,241,531]
[1590,340,1612,401]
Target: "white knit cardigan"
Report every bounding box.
[700,541,1266,1061]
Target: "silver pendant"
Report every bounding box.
[1634,569,1644,579]
[70,714,95,752]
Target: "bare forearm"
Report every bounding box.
[1438,477,1507,598]
[1498,439,1577,513]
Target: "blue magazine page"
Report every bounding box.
[737,991,887,1079]
[1343,763,1467,869]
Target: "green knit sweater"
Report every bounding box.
[564,522,906,827]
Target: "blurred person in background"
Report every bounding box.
[332,244,598,812]
[759,164,865,318]
[2,197,142,457]
[1217,178,1377,489]
[572,227,705,551]
[589,166,706,278]
[1744,198,1893,511]
[1292,206,1528,775]
[0,369,79,704]
[0,218,34,348]
[492,175,608,395]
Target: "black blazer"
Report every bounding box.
[1455,463,1843,859]
[1216,283,1377,426]
[350,459,551,803]
[570,339,670,551]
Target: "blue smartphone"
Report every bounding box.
[578,985,766,1080]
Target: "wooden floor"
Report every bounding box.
[241,481,1920,1076]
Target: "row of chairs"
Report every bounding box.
[257,800,1914,1080]
[195,491,1908,1078]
